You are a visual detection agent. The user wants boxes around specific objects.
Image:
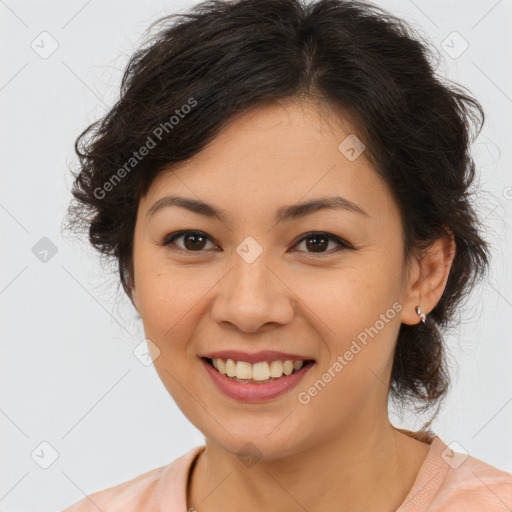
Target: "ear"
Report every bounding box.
[400,234,456,325]
[131,285,140,315]
[126,266,141,315]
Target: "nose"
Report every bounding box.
[210,249,295,334]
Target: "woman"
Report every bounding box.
[61,0,512,510]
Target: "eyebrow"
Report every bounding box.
[146,194,369,223]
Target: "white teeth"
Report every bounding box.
[283,360,294,375]
[225,359,236,377]
[235,361,252,379]
[269,360,283,377]
[210,358,306,380]
[252,362,270,381]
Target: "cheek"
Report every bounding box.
[134,263,207,410]
[291,258,402,389]
[297,261,400,337]
[134,255,220,370]
[292,272,401,429]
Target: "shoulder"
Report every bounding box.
[60,446,205,512]
[431,449,512,511]
[60,465,165,512]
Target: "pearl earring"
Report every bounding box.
[415,305,426,324]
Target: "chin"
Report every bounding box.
[204,425,312,463]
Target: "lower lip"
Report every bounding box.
[200,358,315,403]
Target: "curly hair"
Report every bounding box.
[63,0,490,420]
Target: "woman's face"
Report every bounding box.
[131,99,420,458]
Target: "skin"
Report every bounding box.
[131,98,456,512]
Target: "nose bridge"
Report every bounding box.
[233,245,272,296]
[230,237,277,307]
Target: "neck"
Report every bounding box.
[187,420,431,512]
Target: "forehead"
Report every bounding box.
[140,99,398,224]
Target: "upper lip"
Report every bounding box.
[200,350,315,364]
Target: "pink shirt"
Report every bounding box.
[61,434,512,511]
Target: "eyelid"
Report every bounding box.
[162,230,220,252]
[162,230,352,255]
[291,231,353,254]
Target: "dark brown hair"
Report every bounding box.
[63,0,490,421]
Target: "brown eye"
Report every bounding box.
[293,232,351,256]
[163,231,217,252]
[162,230,351,257]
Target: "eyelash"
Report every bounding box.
[161,230,352,257]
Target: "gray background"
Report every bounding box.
[1,0,511,510]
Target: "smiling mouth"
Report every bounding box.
[202,357,316,384]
